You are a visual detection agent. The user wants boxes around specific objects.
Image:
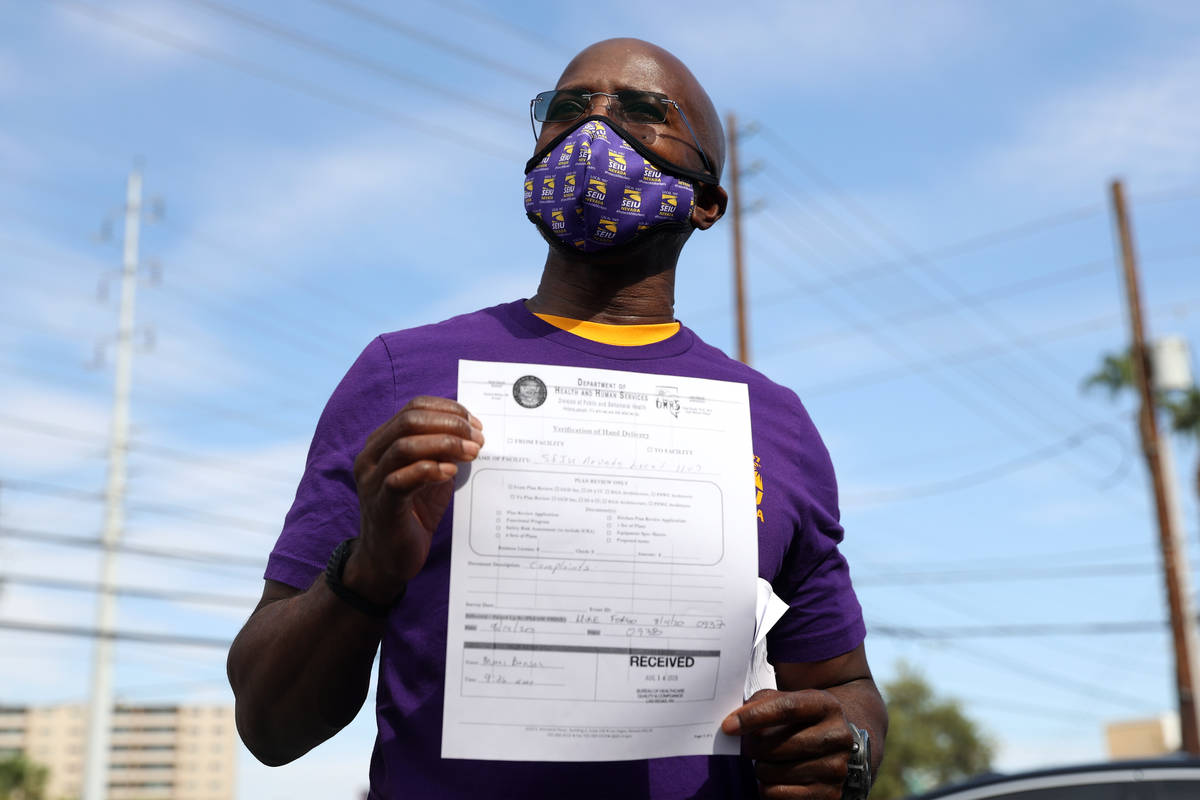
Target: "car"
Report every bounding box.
[905,757,1200,799]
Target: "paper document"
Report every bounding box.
[442,360,757,761]
[744,578,790,700]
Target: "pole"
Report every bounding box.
[1110,179,1200,754]
[82,167,142,800]
[726,112,749,365]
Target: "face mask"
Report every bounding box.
[523,117,699,254]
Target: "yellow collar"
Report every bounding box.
[533,313,681,346]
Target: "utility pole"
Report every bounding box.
[726,112,750,365]
[82,167,142,800]
[1110,179,1200,754]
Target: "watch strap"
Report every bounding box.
[324,538,402,618]
[844,722,873,799]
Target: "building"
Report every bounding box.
[0,703,235,800]
[1105,712,1182,759]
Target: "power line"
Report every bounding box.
[0,223,348,398]
[0,525,265,570]
[46,0,524,160]
[175,0,515,123]
[960,694,1104,722]
[0,619,231,650]
[750,207,1113,453]
[853,546,1168,686]
[0,413,298,485]
[791,295,1200,396]
[730,252,1111,338]
[895,626,1153,711]
[0,477,279,535]
[0,354,305,439]
[153,276,351,364]
[753,167,1105,295]
[872,619,1169,638]
[0,175,400,334]
[0,572,257,608]
[174,226,393,328]
[860,542,1151,572]
[754,130,1192,474]
[313,0,547,85]
[0,616,1173,657]
[751,124,1165,493]
[855,560,1175,586]
[416,0,572,58]
[842,424,1130,508]
[751,205,1133,494]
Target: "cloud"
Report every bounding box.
[50,0,225,67]
[0,380,112,474]
[557,1,984,96]
[974,49,1200,193]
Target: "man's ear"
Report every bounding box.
[692,183,727,230]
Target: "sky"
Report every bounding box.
[2,0,1200,797]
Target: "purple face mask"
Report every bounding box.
[524,118,697,254]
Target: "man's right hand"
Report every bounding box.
[346,395,484,604]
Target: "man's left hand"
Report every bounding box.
[722,688,855,799]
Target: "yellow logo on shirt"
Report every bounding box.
[754,455,764,523]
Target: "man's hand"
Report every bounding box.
[722,688,855,799]
[347,396,483,603]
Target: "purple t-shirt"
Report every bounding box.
[266,300,864,800]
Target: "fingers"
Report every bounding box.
[754,755,848,790]
[741,715,854,762]
[378,432,480,473]
[722,690,838,736]
[381,459,460,494]
[758,782,844,800]
[357,397,484,482]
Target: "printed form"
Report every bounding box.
[442,360,757,761]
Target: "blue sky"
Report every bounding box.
[3,0,1200,796]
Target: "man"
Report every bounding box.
[228,38,887,799]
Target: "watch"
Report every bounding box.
[324,538,403,618]
[844,722,873,800]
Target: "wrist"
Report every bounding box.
[326,539,406,615]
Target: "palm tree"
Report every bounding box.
[1083,349,1200,501]
[1082,351,1136,399]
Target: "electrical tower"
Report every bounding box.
[82,167,143,800]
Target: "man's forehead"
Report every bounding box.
[548,38,726,180]
[555,43,689,96]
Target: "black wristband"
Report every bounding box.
[324,538,403,618]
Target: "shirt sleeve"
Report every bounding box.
[764,400,866,665]
[264,336,397,590]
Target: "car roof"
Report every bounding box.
[908,756,1200,800]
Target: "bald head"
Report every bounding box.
[552,38,726,181]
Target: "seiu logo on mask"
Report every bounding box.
[606,151,627,177]
[619,188,642,215]
[593,217,618,241]
[585,178,607,207]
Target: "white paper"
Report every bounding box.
[744,578,790,700]
[442,360,757,762]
